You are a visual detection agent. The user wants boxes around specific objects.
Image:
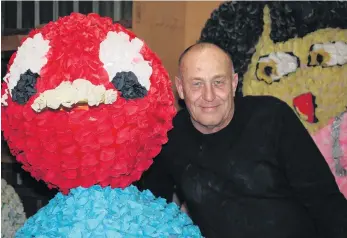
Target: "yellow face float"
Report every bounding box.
[242,6,347,134]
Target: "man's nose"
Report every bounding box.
[202,84,216,102]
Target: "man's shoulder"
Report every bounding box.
[164,108,190,143]
[237,96,298,138]
[242,95,287,107]
[171,108,190,129]
[241,95,291,113]
[239,95,296,123]
[158,108,190,159]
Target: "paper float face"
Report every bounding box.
[1,13,176,194]
[242,7,347,134]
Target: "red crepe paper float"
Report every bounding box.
[1,13,177,195]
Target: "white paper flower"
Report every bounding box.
[311,41,347,66]
[31,79,118,112]
[258,52,299,82]
[1,179,26,238]
[1,74,11,106]
[99,31,152,91]
[6,33,50,96]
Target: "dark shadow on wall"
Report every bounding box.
[1,134,58,218]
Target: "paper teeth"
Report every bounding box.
[31,79,118,112]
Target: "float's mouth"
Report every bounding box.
[293,92,318,123]
[31,79,117,112]
[59,104,91,112]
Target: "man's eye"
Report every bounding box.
[192,82,202,86]
[214,80,223,85]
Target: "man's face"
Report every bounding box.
[176,45,238,132]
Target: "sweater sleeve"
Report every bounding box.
[137,152,175,202]
[278,101,347,238]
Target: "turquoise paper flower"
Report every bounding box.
[16,185,202,238]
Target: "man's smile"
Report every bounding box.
[200,105,220,112]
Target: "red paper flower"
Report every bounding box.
[1,13,176,194]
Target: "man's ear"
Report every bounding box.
[175,76,184,100]
[232,73,239,96]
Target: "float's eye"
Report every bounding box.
[99,31,152,100]
[256,52,299,84]
[1,33,50,106]
[111,71,147,100]
[11,70,40,104]
[308,41,347,67]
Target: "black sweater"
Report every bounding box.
[138,96,347,238]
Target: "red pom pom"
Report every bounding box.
[1,13,176,194]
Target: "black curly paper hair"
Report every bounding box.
[199,1,347,94]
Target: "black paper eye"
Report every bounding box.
[111,71,148,100]
[11,69,39,105]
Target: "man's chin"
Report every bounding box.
[199,118,221,128]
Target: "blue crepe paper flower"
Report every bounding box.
[15,185,202,237]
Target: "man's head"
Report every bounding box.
[175,42,238,134]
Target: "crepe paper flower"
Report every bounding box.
[255,52,299,84]
[112,71,148,100]
[1,12,177,194]
[308,41,347,67]
[31,79,118,112]
[11,70,39,105]
[16,185,203,238]
[1,179,27,238]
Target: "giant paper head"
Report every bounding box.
[200,1,347,197]
[1,13,176,194]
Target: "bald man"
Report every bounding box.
[138,42,347,238]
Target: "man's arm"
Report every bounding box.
[279,100,347,237]
[136,153,175,202]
